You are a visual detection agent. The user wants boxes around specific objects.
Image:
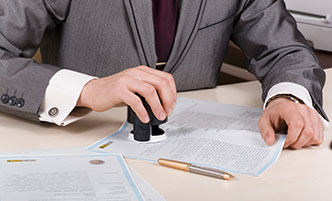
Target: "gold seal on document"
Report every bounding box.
[89,160,105,165]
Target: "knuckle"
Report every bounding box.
[159,78,169,86]
[301,106,310,116]
[290,120,304,129]
[312,134,321,144]
[142,85,156,97]
[162,97,173,107]
[162,97,173,105]
[119,74,130,83]
[123,68,133,75]
[166,73,174,82]
[129,68,140,74]
[137,65,149,71]
[303,127,315,138]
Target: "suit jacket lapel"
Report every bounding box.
[124,0,157,68]
[163,0,206,73]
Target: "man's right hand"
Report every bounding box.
[77,66,177,123]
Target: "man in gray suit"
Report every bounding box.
[0,0,329,149]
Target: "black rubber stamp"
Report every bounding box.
[127,95,167,143]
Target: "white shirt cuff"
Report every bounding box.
[38,69,97,126]
[264,82,329,128]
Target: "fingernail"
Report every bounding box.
[284,143,289,148]
[143,115,150,123]
[159,112,166,120]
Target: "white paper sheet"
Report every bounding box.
[130,168,166,201]
[87,98,286,176]
[0,150,165,201]
[0,149,166,201]
[0,154,145,201]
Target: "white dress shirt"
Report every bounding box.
[38,69,96,126]
[39,69,329,128]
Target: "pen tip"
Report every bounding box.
[224,174,235,180]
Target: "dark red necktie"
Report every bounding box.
[152,0,178,69]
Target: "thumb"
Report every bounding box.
[258,115,276,146]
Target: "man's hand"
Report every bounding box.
[77,66,177,123]
[258,97,323,149]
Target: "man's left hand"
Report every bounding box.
[258,97,323,149]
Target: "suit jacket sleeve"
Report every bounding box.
[230,0,328,120]
[0,0,71,121]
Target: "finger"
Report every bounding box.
[138,66,177,98]
[127,67,176,115]
[258,113,276,146]
[282,113,304,148]
[143,74,175,116]
[304,109,323,147]
[125,77,167,121]
[136,66,177,109]
[120,91,150,123]
[264,100,304,148]
[289,111,313,149]
[271,103,304,148]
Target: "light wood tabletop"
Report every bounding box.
[0,69,331,201]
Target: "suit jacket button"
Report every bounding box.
[48,107,59,117]
[17,98,25,108]
[8,96,17,106]
[1,94,9,104]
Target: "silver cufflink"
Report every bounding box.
[48,107,59,117]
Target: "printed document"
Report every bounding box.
[88,98,286,176]
[0,154,145,201]
[130,168,166,201]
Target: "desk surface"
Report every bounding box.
[1,69,331,201]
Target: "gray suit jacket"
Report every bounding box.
[0,0,328,122]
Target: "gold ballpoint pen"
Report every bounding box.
[158,158,235,180]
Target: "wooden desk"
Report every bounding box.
[0,69,331,201]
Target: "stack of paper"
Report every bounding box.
[87,98,286,176]
[0,152,165,201]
